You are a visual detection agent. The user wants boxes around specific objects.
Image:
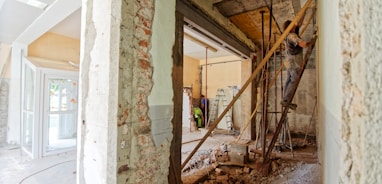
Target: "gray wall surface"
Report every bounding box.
[0,79,8,144]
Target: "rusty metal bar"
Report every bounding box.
[273,33,278,128]
[205,47,208,127]
[180,0,313,169]
[260,9,267,159]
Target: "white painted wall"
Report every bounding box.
[149,0,175,107]
[149,0,176,147]
[7,43,27,144]
[317,0,342,183]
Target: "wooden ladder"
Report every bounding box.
[207,89,233,130]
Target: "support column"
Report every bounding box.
[77,0,119,183]
[78,0,176,183]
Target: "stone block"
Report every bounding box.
[230,143,248,154]
[228,151,246,164]
[229,143,249,164]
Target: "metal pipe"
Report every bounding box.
[200,59,242,66]
[204,47,208,127]
[273,33,278,128]
[260,10,266,157]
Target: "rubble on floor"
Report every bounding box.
[182,154,320,184]
[181,130,320,184]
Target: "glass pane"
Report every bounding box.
[46,113,77,152]
[23,65,34,111]
[22,112,33,153]
[49,79,78,111]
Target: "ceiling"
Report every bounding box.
[0,0,80,44]
[0,0,311,60]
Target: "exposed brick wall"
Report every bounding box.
[0,79,8,145]
[117,0,171,183]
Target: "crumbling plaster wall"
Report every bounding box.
[319,0,382,183]
[78,0,173,183]
[338,0,382,183]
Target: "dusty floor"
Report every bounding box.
[181,128,320,184]
[0,127,319,184]
[0,144,76,184]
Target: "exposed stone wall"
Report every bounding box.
[339,0,382,183]
[0,79,9,144]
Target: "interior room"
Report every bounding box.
[0,0,381,183]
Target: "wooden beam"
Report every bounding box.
[168,10,183,184]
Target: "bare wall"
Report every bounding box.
[200,55,242,98]
[183,55,201,98]
[28,32,80,63]
[317,0,342,183]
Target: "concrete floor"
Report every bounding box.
[0,144,76,184]
[181,127,238,163]
[0,128,226,184]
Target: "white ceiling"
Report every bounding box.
[184,27,236,60]
[0,0,81,45]
[49,8,81,39]
[0,0,53,43]
[0,0,236,60]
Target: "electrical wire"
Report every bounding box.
[18,159,76,184]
